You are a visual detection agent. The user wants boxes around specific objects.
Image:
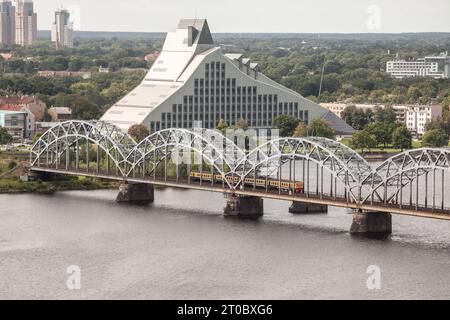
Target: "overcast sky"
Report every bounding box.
[35,0,450,33]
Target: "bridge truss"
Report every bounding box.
[30,120,450,215]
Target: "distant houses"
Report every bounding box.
[321,102,443,138]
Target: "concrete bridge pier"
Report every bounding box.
[289,201,328,214]
[116,183,154,204]
[224,194,264,218]
[350,210,392,238]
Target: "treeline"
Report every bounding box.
[0,39,156,120]
[220,37,450,107]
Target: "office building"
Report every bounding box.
[387,54,450,79]
[15,0,37,46]
[0,0,15,45]
[101,19,354,135]
[51,8,73,48]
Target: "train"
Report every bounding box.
[190,171,304,193]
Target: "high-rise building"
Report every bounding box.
[101,19,354,135]
[51,8,73,49]
[0,0,15,45]
[15,0,37,46]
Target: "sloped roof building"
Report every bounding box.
[101,19,354,135]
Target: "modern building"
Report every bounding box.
[15,0,37,47]
[0,104,34,139]
[404,105,442,137]
[386,54,450,79]
[0,0,15,46]
[48,107,72,122]
[101,19,354,135]
[0,110,27,142]
[51,8,73,48]
[0,95,46,121]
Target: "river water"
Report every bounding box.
[1,187,450,300]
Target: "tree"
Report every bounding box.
[217,119,229,134]
[0,127,12,144]
[422,129,449,148]
[341,106,373,131]
[307,119,336,139]
[128,124,150,142]
[392,125,412,151]
[374,106,397,123]
[292,122,308,137]
[351,130,377,153]
[70,97,102,120]
[272,115,299,137]
[367,122,398,147]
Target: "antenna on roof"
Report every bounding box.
[318,52,326,98]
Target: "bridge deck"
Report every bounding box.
[30,166,450,221]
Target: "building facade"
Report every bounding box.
[0,104,35,139]
[404,105,442,137]
[15,0,37,47]
[51,8,73,48]
[0,95,46,121]
[386,55,450,79]
[0,0,15,45]
[48,107,72,122]
[101,19,354,135]
[0,110,27,142]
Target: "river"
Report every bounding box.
[1,187,450,300]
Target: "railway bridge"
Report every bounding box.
[29,120,450,237]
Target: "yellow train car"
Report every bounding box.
[189,171,304,193]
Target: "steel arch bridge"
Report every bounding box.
[30,120,450,220]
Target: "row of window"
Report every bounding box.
[149,62,309,132]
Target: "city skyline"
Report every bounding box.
[35,0,450,33]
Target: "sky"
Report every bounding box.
[35,0,450,33]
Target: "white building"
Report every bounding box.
[0,0,15,46]
[101,19,354,135]
[405,105,442,137]
[15,0,37,47]
[320,103,384,119]
[386,56,450,79]
[51,8,73,48]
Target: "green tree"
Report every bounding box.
[70,97,102,120]
[217,119,229,134]
[422,129,449,148]
[367,122,398,147]
[272,115,299,137]
[307,119,336,139]
[374,106,397,123]
[0,127,12,144]
[341,106,373,130]
[392,125,412,151]
[350,130,377,153]
[128,124,150,142]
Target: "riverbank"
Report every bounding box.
[0,176,118,194]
